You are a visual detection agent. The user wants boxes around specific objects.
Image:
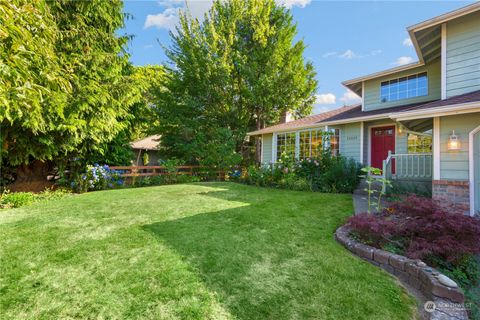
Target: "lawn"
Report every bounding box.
[0,182,415,319]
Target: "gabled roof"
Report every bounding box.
[343,2,480,96]
[247,105,358,136]
[130,135,161,150]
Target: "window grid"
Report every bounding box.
[276,132,296,160]
[381,72,428,103]
[407,132,432,154]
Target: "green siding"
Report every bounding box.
[363,59,441,111]
[261,134,273,164]
[339,123,361,163]
[439,113,480,180]
[446,11,480,98]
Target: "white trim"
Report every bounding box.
[433,117,441,180]
[342,62,423,87]
[469,125,480,216]
[441,23,447,100]
[360,122,364,164]
[367,123,397,167]
[407,2,480,33]
[391,102,480,121]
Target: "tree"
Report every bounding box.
[0,0,146,185]
[158,0,317,164]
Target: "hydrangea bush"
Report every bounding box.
[72,164,123,193]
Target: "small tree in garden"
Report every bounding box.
[360,166,392,213]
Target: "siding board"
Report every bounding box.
[446,11,480,98]
[261,134,273,164]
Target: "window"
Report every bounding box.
[408,131,432,153]
[299,131,311,159]
[276,132,296,160]
[297,129,340,159]
[381,72,428,103]
[329,129,340,156]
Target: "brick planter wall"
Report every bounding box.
[432,180,470,214]
[335,225,469,320]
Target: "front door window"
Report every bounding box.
[371,126,395,170]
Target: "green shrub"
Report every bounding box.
[241,151,361,193]
[0,188,71,209]
[0,191,36,208]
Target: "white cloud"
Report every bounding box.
[403,38,413,47]
[144,8,179,30]
[394,56,415,66]
[339,49,358,59]
[322,51,337,58]
[339,90,361,105]
[277,0,312,9]
[144,44,154,49]
[145,0,311,31]
[315,93,336,105]
[369,49,382,56]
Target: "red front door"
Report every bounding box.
[371,126,395,171]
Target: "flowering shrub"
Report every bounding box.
[72,164,123,192]
[241,151,361,193]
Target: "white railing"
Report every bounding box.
[382,151,433,182]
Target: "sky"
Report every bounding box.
[121,0,475,114]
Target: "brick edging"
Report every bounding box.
[335,225,468,319]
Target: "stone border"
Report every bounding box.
[335,225,469,320]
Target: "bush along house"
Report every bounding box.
[248,3,480,216]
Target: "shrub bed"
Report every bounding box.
[347,194,480,318]
[0,188,72,209]
[234,152,362,193]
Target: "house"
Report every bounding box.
[248,3,480,216]
[130,135,161,166]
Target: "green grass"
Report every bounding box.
[0,182,415,319]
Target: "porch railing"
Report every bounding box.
[382,151,433,185]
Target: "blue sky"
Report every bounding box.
[121,0,474,114]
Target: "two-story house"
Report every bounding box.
[248,3,480,216]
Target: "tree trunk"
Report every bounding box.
[255,118,264,164]
[8,160,55,192]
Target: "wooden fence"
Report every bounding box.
[110,166,224,179]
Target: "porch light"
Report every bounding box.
[448,130,461,151]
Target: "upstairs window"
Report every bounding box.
[380,72,428,103]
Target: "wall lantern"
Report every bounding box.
[448,130,461,151]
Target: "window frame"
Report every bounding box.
[380,72,428,103]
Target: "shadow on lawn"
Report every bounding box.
[142,186,363,319]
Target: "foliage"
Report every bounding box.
[0,0,165,185]
[0,188,71,209]
[360,166,392,213]
[348,194,480,265]
[0,190,36,209]
[0,183,415,319]
[241,152,361,193]
[132,174,201,188]
[158,0,317,163]
[72,164,123,193]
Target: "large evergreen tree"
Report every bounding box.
[0,0,153,183]
[158,0,317,164]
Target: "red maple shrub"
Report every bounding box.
[347,195,480,265]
